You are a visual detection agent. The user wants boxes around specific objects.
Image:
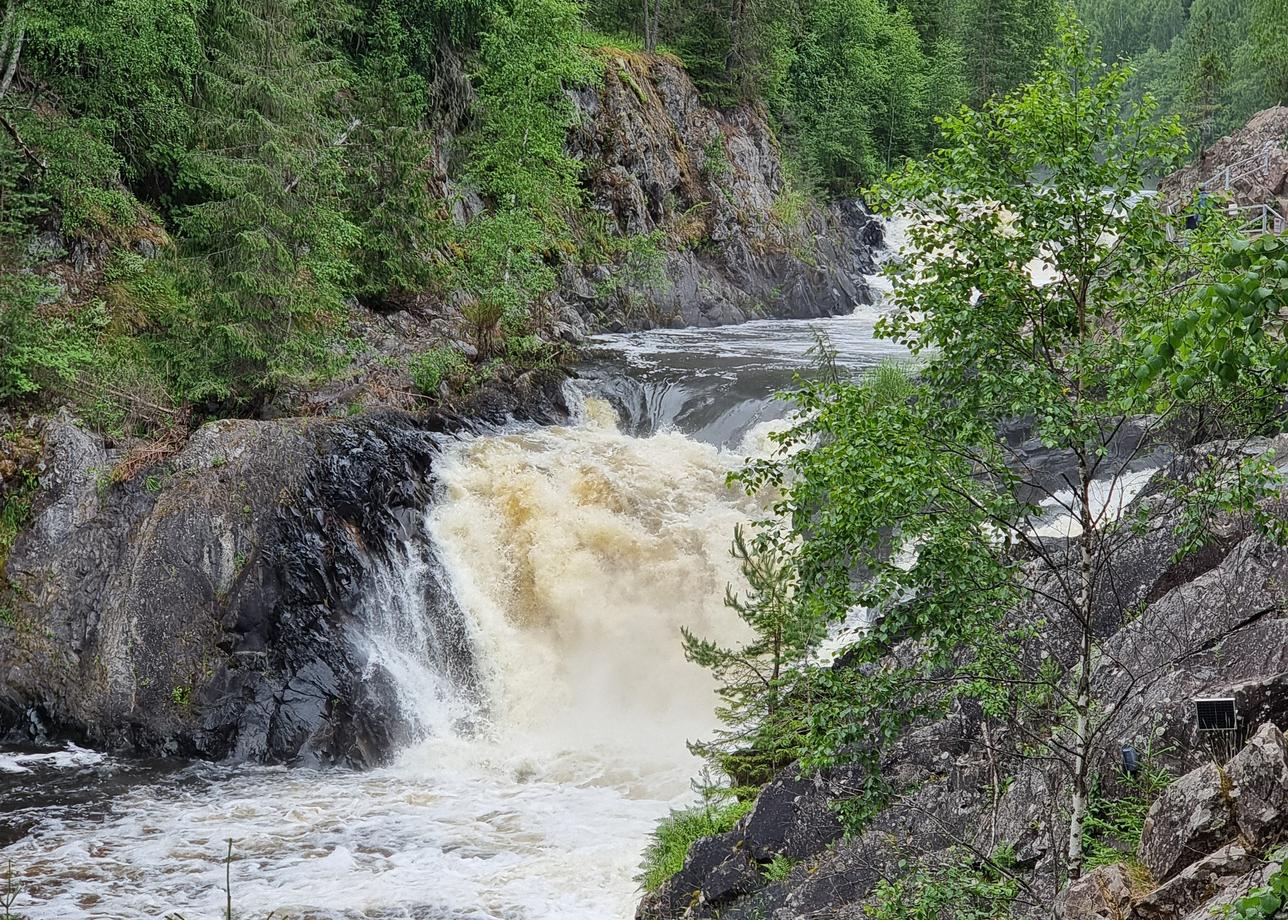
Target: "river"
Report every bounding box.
[0,233,907,920]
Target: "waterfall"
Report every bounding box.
[420,392,768,778]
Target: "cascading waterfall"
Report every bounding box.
[0,221,909,920]
[0,392,789,920]
[424,391,766,775]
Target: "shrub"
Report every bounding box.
[408,347,469,397]
[638,799,753,892]
[460,299,505,359]
[0,277,95,401]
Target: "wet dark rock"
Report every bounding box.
[0,371,569,766]
[741,767,849,862]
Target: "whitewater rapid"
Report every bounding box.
[1,222,910,920]
[0,398,795,920]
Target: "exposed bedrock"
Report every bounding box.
[0,371,569,766]
[638,435,1288,920]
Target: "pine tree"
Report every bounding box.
[176,0,357,400]
[1245,0,1288,107]
[682,526,818,786]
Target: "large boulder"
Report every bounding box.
[1227,722,1288,850]
[0,372,569,765]
[1139,763,1237,882]
[1133,844,1255,920]
[1053,864,1134,920]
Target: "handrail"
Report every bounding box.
[1230,202,1287,237]
[1201,142,1283,192]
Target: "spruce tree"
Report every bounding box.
[682,525,818,786]
[177,0,357,401]
[346,1,443,306]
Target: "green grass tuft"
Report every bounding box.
[638,799,754,892]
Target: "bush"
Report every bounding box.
[408,346,469,397]
[0,277,95,401]
[638,799,754,892]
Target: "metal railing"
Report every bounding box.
[1232,202,1288,237]
[1200,142,1282,193]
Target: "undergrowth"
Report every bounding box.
[638,798,754,892]
[1082,759,1172,880]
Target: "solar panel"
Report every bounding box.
[1195,698,1238,732]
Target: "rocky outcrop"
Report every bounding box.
[1055,865,1135,920]
[559,52,880,334]
[1138,763,1237,883]
[1158,106,1288,216]
[638,436,1288,920]
[1131,845,1255,920]
[0,372,569,765]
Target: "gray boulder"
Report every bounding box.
[1053,864,1134,920]
[1227,722,1288,850]
[1133,844,1255,920]
[1139,763,1237,882]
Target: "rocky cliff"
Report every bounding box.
[637,435,1288,920]
[555,51,881,335]
[0,372,568,766]
[1159,106,1288,219]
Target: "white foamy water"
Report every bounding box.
[0,404,785,920]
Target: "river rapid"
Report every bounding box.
[0,234,907,920]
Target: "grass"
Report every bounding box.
[2,859,21,920]
[638,799,754,892]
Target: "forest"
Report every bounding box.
[4,0,1276,433]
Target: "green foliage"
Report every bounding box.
[408,345,468,396]
[770,0,934,192]
[1079,0,1287,149]
[1,857,21,920]
[0,465,38,573]
[21,0,201,185]
[761,853,795,882]
[1141,234,1288,400]
[344,1,445,304]
[638,798,754,892]
[683,524,822,786]
[469,0,599,212]
[173,0,360,402]
[865,847,1019,920]
[1082,763,1172,870]
[1220,857,1288,920]
[711,27,1284,873]
[0,278,96,401]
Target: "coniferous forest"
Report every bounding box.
[5,0,1275,427]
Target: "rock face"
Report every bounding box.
[1227,722,1288,849]
[1138,763,1236,883]
[560,52,880,333]
[1132,845,1255,920]
[1158,106,1288,216]
[638,435,1288,920]
[0,372,569,765]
